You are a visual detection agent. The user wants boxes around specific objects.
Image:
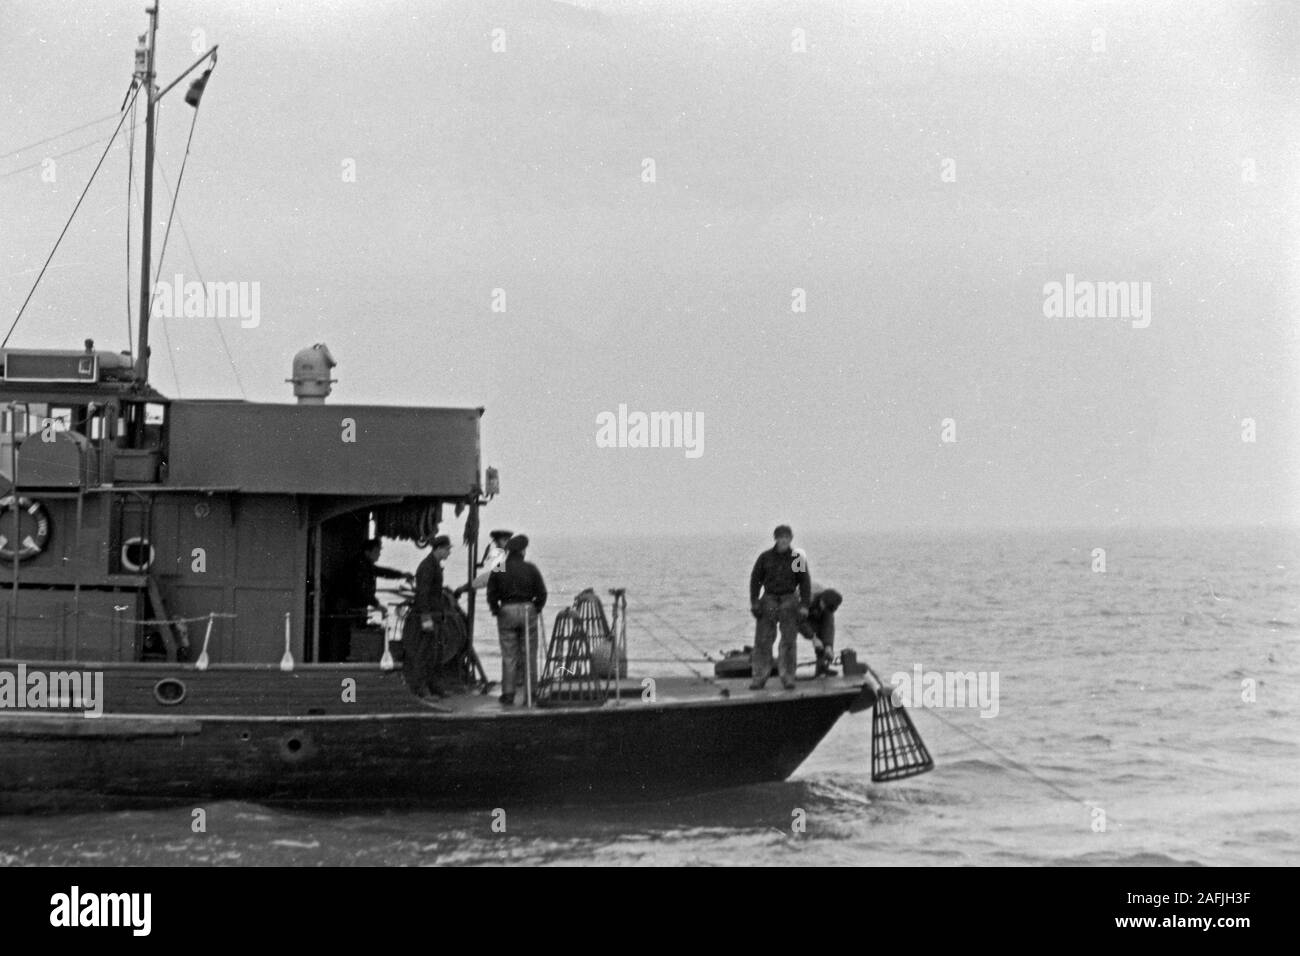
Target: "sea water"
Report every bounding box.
[1,527,1296,866]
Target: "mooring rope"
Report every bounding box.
[68,610,237,626]
[839,621,1110,817]
[914,705,1111,821]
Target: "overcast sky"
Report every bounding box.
[2,0,1297,535]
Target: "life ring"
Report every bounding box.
[121,536,155,573]
[0,496,51,562]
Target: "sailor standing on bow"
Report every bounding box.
[748,524,811,691]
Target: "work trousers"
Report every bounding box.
[402,611,445,695]
[753,592,800,686]
[496,602,540,701]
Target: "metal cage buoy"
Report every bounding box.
[867,668,935,782]
[573,588,626,679]
[537,608,605,706]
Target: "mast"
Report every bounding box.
[136,2,159,386]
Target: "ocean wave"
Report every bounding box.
[1232,735,1299,752]
[942,757,1013,776]
[1053,851,1206,866]
[1248,828,1298,843]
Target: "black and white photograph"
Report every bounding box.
[0,0,1296,896]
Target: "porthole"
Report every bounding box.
[153,678,187,706]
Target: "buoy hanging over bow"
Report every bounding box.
[866,667,935,782]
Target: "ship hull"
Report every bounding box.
[0,664,875,812]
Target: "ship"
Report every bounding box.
[0,4,932,813]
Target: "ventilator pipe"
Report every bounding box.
[287,343,337,404]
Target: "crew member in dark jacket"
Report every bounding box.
[748,524,811,690]
[799,584,842,676]
[404,535,453,698]
[324,538,412,662]
[487,535,547,706]
[354,538,413,612]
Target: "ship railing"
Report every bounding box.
[1,607,234,664]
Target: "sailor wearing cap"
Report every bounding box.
[748,524,811,690]
[486,534,548,706]
[799,584,843,677]
[405,534,454,699]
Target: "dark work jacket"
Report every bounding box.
[749,546,812,606]
[350,555,406,611]
[487,554,547,613]
[802,584,840,643]
[413,553,445,615]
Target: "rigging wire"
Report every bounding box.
[0,108,123,161]
[155,161,247,399]
[629,602,714,680]
[2,84,141,349]
[147,104,201,399]
[131,158,249,401]
[635,601,719,661]
[0,120,143,179]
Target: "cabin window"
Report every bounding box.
[119,401,167,450]
[142,403,166,450]
[2,403,43,438]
